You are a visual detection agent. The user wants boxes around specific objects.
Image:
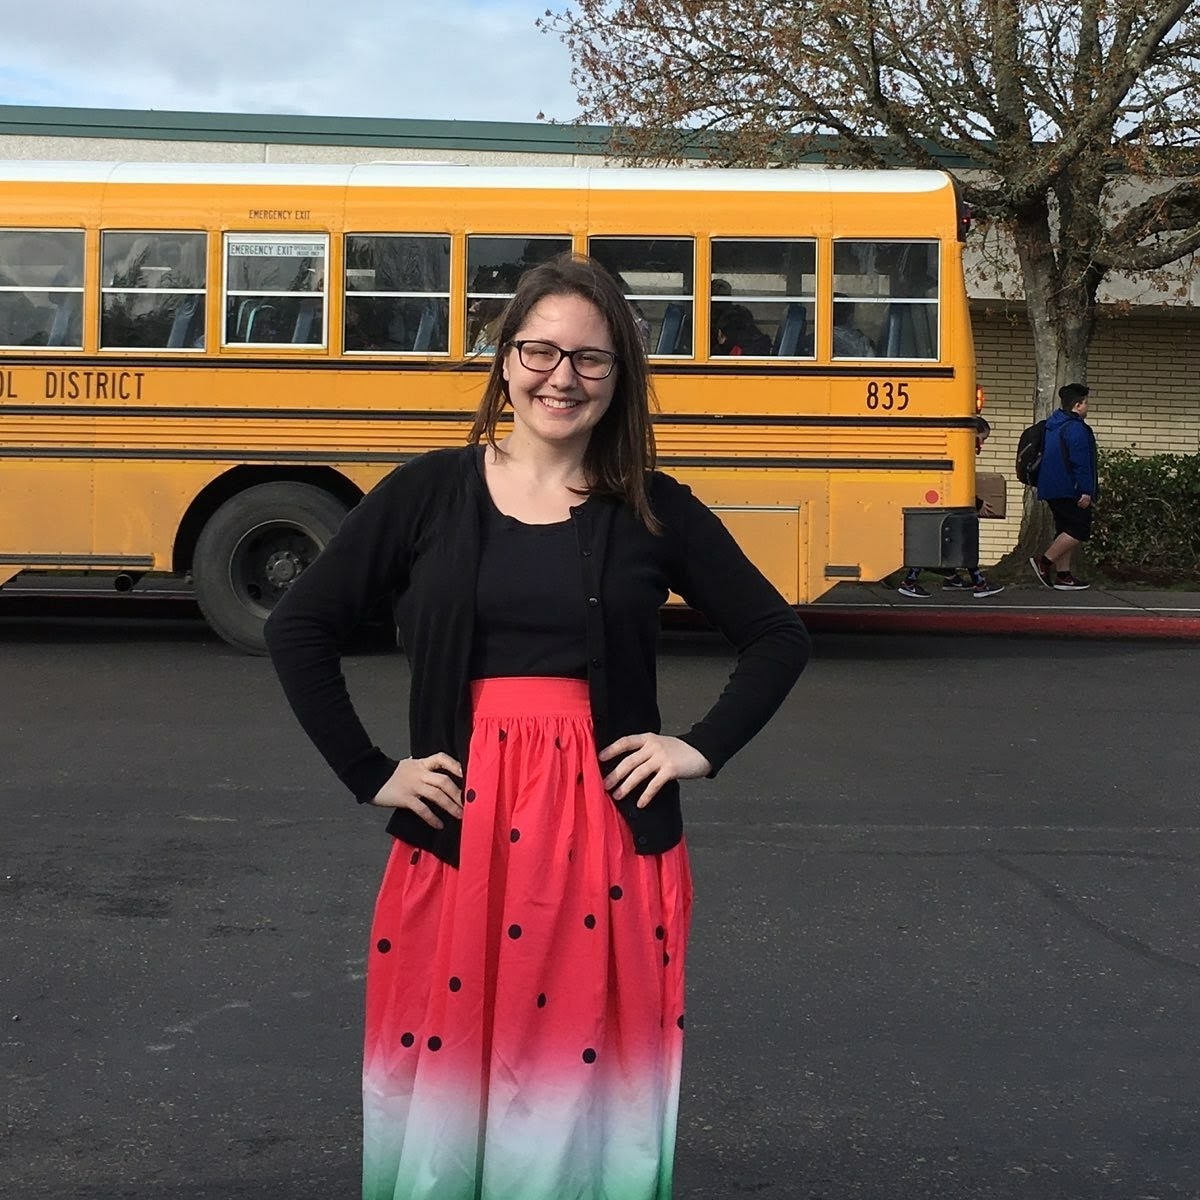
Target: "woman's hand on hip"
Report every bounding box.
[598,734,712,809]
[370,753,464,829]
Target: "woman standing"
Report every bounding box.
[265,254,809,1200]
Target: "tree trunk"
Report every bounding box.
[1005,201,1096,565]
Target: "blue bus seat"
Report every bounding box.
[412,301,438,351]
[772,303,806,356]
[167,296,198,348]
[655,302,685,354]
[292,298,319,343]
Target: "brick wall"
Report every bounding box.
[971,308,1200,564]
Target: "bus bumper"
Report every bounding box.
[902,507,979,570]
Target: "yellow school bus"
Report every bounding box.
[0,161,979,652]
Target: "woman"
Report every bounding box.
[265,253,809,1200]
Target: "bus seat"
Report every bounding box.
[773,303,806,356]
[234,299,257,341]
[413,302,438,351]
[46,300,74,347]
[246,303,277,342]
[656,303,685,354]
[292,298,319,343]
[883,306,904,356]
[167,296,198,348]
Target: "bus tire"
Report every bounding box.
[193,482,349,655]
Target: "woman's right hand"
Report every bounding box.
[370,753,464,829]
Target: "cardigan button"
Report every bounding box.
[587,596,599,607]
[637,835,648,846]
[581,548,592,557]
[590,657,602,669]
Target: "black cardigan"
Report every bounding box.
[265,446,810,866]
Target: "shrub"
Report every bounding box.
[1084,450,1200,584]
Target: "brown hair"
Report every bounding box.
[467,252,660,532]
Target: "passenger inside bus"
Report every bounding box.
[711,302,771,356]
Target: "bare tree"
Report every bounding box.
[542,0,1200,553]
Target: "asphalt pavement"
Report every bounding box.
[4,620,1200,1199]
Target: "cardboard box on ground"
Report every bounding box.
[976,473,1007,518]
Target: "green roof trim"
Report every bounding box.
[0,104,614,155]
[0,104,985,169]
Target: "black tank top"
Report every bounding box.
[469,489,589,680]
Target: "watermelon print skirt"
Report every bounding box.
[362,676,693,1200]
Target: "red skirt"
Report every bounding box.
[362,677,693,1200]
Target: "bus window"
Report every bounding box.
[344,233,450,354]
[224,233,328,347]
[465,236,571,354]
[832,241,940,360]
[587,237,694,357]
[100,231,207,350]
[710,239,815,358]
[0,229,84,349]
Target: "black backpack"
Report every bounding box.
[1015,419,1048,485]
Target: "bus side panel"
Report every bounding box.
[0,459,95,557]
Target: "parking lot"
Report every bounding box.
[3,612,1200,1199]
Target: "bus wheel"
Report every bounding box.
[193,482,349,654]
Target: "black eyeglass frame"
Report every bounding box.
[507,339,619,380]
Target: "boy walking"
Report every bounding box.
[1029,383,1097,591]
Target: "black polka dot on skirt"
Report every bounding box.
[663,951,670,966]
[508,924,522,939]
[537,992,546,1008]
[582,1048,597,1064]
[499,729,507,742]
[583,914,596,929]
[609,885,623,901]
[376,938,391,953]
[401,1032,414,1047]
[465,789,476,803]
[677,1013,685,1029]
[410,850,420,865]
[427,1036,442,1051]
[554,737,562,750]
[510,828,520,843]
[655,925,665,940]
[449,976,462,992]
[576,771,584,785]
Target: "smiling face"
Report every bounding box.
[501,292,618,454]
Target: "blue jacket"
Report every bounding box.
[1037,409,1098,501]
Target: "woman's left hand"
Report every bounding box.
[598,734,712,809]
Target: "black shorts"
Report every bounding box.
[1048,497,1093,541]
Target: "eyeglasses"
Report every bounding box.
[508,339,618,380]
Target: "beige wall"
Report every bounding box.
[0,134,588,168]
[973,307,1200,565]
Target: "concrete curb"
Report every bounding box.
[800,606,1200,640]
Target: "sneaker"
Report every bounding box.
[1029,555,1053,588]
[942,575,972,590]
[972,580,1005,599]
[1052,573,1090,591]
[897,581,931,598]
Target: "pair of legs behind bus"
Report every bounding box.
[898,566,1004,600]
[1030,499,1091,591]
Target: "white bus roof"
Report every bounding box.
[0,160,953,194]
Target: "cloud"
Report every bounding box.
[0,0,580,123]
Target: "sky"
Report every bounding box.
[0,0,582,125]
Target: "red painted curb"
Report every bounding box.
[799,607,1200,640]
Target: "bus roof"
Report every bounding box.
[0,160,953,195]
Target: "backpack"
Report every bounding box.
[1015,419,1048,485]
